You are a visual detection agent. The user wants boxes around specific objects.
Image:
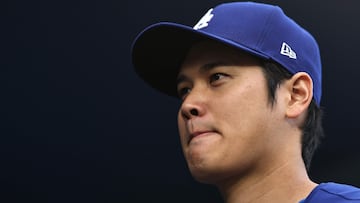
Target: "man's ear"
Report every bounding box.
[286,72,313,118]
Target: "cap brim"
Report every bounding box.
[131,22,269,98]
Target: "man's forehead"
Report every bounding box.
[179,40,261,73]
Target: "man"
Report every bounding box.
[131,2,360,203]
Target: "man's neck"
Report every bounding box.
[217,158,317,203]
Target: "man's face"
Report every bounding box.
[176,41,286,184]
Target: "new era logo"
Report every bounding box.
[280,42,297,59]
[193,8,214,30]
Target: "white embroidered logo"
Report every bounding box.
[280,42,297,59]
[193,8,214,30]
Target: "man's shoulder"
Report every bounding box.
[305,182,360,203]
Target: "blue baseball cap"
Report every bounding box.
[131,2,322,105]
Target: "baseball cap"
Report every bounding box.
[131,1,322,105]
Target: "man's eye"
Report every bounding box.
[177,87,191,99]
[210,73,227,83]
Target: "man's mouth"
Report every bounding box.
[188,130,216,144]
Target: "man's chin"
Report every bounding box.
[189,166,223,184]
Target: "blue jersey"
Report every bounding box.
[301,182,360,203]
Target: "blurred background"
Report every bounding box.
[2,0,360,202]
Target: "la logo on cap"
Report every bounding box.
[193,8,214,30]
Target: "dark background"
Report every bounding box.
[2,0,360,202]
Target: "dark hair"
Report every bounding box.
[260,61,324,171]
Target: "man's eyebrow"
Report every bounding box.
[199,61,229,72]
[176,74,189,87]
[176,61,229,85]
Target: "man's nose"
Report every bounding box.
[180,90,206,120]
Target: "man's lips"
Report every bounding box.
[185,119,218,144]
[188,130,217,144]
